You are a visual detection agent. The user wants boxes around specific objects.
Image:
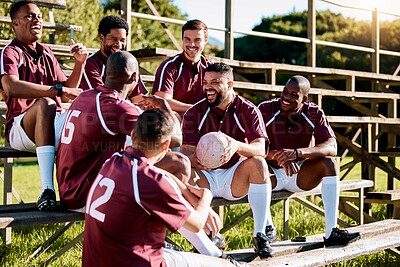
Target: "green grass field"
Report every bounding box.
[0,157,399,266]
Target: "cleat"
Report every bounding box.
[36,188,56,211]
[323,227,361,247]
[164,241,184,252]
[208,232,227,250]
[253,232,273,259]
[265,225,279,243]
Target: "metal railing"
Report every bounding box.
[120,0,400,74]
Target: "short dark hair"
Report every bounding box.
[98,15,129,36]
[10,0,36,19]
[205,63,233,80]
[182,19,208,39]
[287,75,311,96]
[134,109,173,148]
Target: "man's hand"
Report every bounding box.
[219,131,238,164]
[272,148,297,167]
[70,39,88,64]
[187,184,213,204]
[282,161,300,176]
[61,87,83,102]
[204,208,222,237]
[189,152,211,170]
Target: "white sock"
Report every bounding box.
[264,182,275,229]
[321,176,339,238]
[178,227,222,257]
[248,183,271,236]
[36,145,55,192]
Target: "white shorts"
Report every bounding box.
[9,111,67,152]
[163,248,200,267]
[270,160,306,192]
[200,159,245,201]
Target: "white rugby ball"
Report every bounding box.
[196,132,228,169]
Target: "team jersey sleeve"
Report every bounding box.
[243,103,268,144]
[314,109,336,144]
[111,101,143,135]
[140,172,192,232]
[182,108,200,146]
[81,57,103,90]
[0,46,21,79]
[47,47,68,83]
[151,59,176,96]
[129,74,148,97]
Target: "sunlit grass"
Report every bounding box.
[0,157,399,266]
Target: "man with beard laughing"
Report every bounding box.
[181,63,276,259]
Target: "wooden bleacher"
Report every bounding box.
[226,219,400,266]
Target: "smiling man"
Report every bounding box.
[181,63,276,259]
[0,0,87,211]
[152,19,212,115]
[258,75,361,247]
[81,16,147,103]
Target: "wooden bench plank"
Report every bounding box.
[0,0,67,9]
[367,190,400,201]
[0,16,82,32]
[0,203,84,229]
[226,219,400,266]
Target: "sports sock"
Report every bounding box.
[264,182,275,229]
[36,145,55,192]
[178,227,222,257]
[248,183,272,236]
[321,175,340,238]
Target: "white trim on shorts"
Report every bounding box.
[200,159,245,201]
[270,160,306,192]
[9,111,67,152]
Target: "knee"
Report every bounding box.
[319,156,339,176]
[35,98,57,116]
[245,156,270,183]
[169,152,191,183]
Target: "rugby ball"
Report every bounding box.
[196,132,228,169]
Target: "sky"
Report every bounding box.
[172,0,400,42]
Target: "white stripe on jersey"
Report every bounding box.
[175,62,183,82]
[198,107,210,131]
[266,110,281,127]
[233,113,245,133]
[0,42,23,73]
[301,112,315,129]
[82,53,100,89]
[96,92,117,136]
[156,55,179,92]
[132,158,151,215]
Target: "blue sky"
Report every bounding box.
[172,0,400,42]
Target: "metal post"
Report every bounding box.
[307,0,316,68]
[224,0,234,59]
[121,0,132,51]
[371,8,380,74]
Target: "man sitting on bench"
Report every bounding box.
[0,0,87,211]
[258,75,361,246]
[82,109,237,267]
[181,63,275,259]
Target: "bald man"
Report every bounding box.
[258,75,361,247]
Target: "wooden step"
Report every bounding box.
[226,219,400,266]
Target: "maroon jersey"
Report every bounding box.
[81,50,148,96]
[56,86,142,209]
[83,147,191,267]
[152,52,212,104]
[182,95,268,169]
[258,98,335,167]
[0,39,66,141]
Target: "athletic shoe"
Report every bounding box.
[208,232,227,250]
[164,240,184,252]
[265,225,279,243]
[253,232,273,259]
[323,227,362,247]
[36,188,57,211]
[220,252,248,267]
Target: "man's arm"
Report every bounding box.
[154,91,193,113]
[181,144,209,170]
[272,137,337,167]
[1,75,81,99]
[222,134,266,160]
